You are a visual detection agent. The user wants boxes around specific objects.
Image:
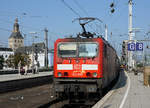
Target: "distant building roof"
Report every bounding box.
[9,32,23,39]
[15,42,45,54]
[0,47,13,52]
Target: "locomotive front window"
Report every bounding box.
[58,42,98,58]
[58,43,77,57]
[79,43,98,57]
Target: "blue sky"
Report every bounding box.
[0,0,150,54]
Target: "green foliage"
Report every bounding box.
[136,63,143,68]
[0,55,4,69]
[6,53,31,69]
[5,55,14,68]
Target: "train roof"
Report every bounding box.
[56,37,114,49]
[56,36,103,41]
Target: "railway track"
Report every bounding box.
[39,96,100,108]
[0,84,53,108]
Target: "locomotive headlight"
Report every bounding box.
[57,72,62,77]
[93,72,97,77]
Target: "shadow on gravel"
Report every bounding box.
[38,98,68,108]
[112,70,127,90]
[38,99,59,108]
[38,102,51,108]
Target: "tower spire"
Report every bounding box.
[13,18,19,32]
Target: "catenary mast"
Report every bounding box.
[128,0,133,69]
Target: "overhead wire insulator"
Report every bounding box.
[147,45,149,49]
[111,8,115,13]
[110,32,113,36]
[110,2,115,13]
[110,3,114,8]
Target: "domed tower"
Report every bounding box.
[9,18,24,51]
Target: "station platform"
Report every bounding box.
[0,71,53,82]
[93,71,150,108]
[0,71,53,93]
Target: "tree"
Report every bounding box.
[0,55,4,69]
[6,53,31,69]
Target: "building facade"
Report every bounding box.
[9,18,24,51]
[16,42,53,68]
[0,47,14,69]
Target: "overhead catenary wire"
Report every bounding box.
[0,18,59,47]
[72,0,100,34]
[61,0,104,36]
[0,28,12,32]
[62,0,92,33]
[109,0,126,19]
[0,20,45,46]
[73,0,89,16]
[0,18,42,32]
[73,0,104,34]
[61,0,81,17]
[108,0,128,38]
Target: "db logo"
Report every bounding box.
[73,64,81,70]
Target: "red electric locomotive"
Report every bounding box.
[53,18,120,100]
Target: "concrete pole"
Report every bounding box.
[105,24,108,41]
[31,35,35,74]
[29,32,37,73]
[23,34,26,54]
[44,28,48,68]
[128,0,133,69]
